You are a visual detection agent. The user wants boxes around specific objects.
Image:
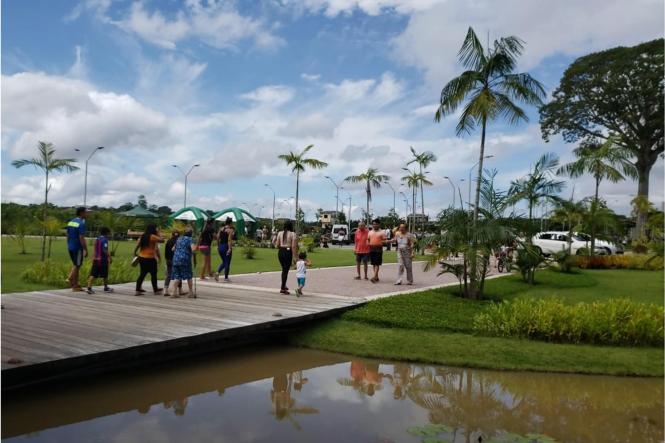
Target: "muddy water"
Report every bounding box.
[2,347,663,443]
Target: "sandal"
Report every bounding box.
[354,276,361,280]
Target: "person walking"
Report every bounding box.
[215,217,235,283]
[384,226,392,251]
[86,226,113,294]
[134,224,164,296]
[66,207,89,292]
[198,218,215,280]
[353,221,370,280]
[164,230,180,291]
[295,251,311,297]
[368,219,386,283]
[169,228,197,298]
[274,220,297,294]
[394,222,415,285]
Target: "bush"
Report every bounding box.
[576,254,664,270]
[237,237,257,259]
[300,236,317,253]
[552,250,576,273]
[473,298,664,346]
[21,258,138,288]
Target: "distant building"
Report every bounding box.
[406,214,429,225]
[319,210,343,227]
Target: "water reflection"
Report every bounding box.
[2,348,662,443]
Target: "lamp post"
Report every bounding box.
[386,181,397,213]
[282,198,294,220]
[468,155,493,210]
[264,184,276,235]
[443,176,456,209]
[346,191,352,234]
[172,164,200,208]
[75,146,104,207]
[324,176,342,224]
[400,191,410,231]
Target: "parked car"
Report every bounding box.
[574,232,624,255]
[531,231,606,256]
[331,224,350,245]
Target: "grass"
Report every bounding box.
[294,268,665,376]
[1,236,399,293]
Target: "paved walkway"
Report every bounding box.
[202,260,474,300]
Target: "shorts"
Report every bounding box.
[355,252,369,264]
[297,277,306,287]
[69,249,84,267]
[90,261,108,279]
[198,245,211,256]
[369,246,383,266]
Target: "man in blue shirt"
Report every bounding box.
[67,207,89,291]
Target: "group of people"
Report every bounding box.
[65,207,415,298]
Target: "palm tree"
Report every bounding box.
[558,138,636,256]
[551,200,586,256]
[509,152,565,238]
[278,145,328,234]
[434,27,545,297]
[12,141,79,261]
[401,169,432,231]
[345,168,389,223]
[407,147,437,231]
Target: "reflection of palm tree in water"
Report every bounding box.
[270,371,318,430]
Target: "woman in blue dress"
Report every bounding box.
[168,228,197,298]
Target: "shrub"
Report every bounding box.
[552,250,577,273]
[300,236,316,253]
[21,258,138,288]
[514,245,545,284]
[577,254,663,270]
[473,298,664,346]
[237,237,257,259]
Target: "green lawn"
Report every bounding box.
[1,236,399,293]
[294,268,665,376]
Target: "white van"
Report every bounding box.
[331,224,350,245]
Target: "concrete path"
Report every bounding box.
[204,260,476,299]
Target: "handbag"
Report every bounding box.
[131,256,140,267]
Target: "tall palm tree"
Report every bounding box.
[278,145,328,234]
[407,146,437,231]
[509,152,565,239]
[344,168,389,223]
[558,138,636,256]
[401,168,432,231]
[12,141,79,261]
[434,27,545,297]
[551,200,586,256]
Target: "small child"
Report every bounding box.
[295,251,311,297]
[87,227,113,294]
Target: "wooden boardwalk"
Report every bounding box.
[1,281,362,389]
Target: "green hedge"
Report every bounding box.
[21,259,138,288]
[473,298,664,346]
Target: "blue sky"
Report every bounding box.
[2,0,663,220]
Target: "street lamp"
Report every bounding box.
[264,184,276,235]
[443,176,456,209]
[324,176,342,224]
[345,191,352,233]
[386,181,397,213]
[468,155,494,210]
[75,146,104,207]
[282,198,294,220]
[172,164,200,208]
[400,191,410,231]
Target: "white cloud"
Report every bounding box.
[301,73,321,82]
[295,0,445,17]
[391,0,664,87]
[114,1,284,51]
[240,85,295,107]
[323,72,404,106]
[68,45,88,79]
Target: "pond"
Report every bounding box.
[2,347,663,443]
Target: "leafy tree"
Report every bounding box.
[12,141,79,261]
[401,169,432,232]
[434,27,545,297]
[540,39,664,238]
[509,153,564,240]
[407,146,437,231]
[137,194,148,209]
[558,138,636,256]
[345,168,389,223]
[278,145,328,233]
[551,200,586,256]
[42,217,64,259]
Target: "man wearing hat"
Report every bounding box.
[66,207,89,291]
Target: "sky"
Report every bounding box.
[2,0,663,221]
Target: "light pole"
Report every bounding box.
[75,146,104,207]
[386,181,397,213]
[265,184,276,234]
[468,155,493,210]
[443,176,456,209]
[282,198,294,220]
[346,191,352,233]
[400,191,410,231]
[172,164,200,208]
[324,176,342,224]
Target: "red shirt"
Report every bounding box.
[354,228,370,254]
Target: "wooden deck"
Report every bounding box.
[1,281,362,389]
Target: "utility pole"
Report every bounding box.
[75,146,104,207]
[324,176,342,224]
[386,181,397,213]
[172,163,200,208]
[264,184,276,235]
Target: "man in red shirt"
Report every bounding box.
[354,221,370,280]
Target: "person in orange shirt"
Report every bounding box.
[353,221,370,280]
[368,219,387,283]
[133,224,165,295]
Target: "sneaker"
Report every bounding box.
[103,287,114,293]
[72,286,85,292]
[154,288,163,295]
[295,289,302,297]
[223,278,231,283]
[394,280,402,286]
[86,287,95,294]
[280,289,289,295]
[137,288,146,293]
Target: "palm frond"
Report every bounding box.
[435,71,481,122]
[499,73,545,106]
[458,27,486,70]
